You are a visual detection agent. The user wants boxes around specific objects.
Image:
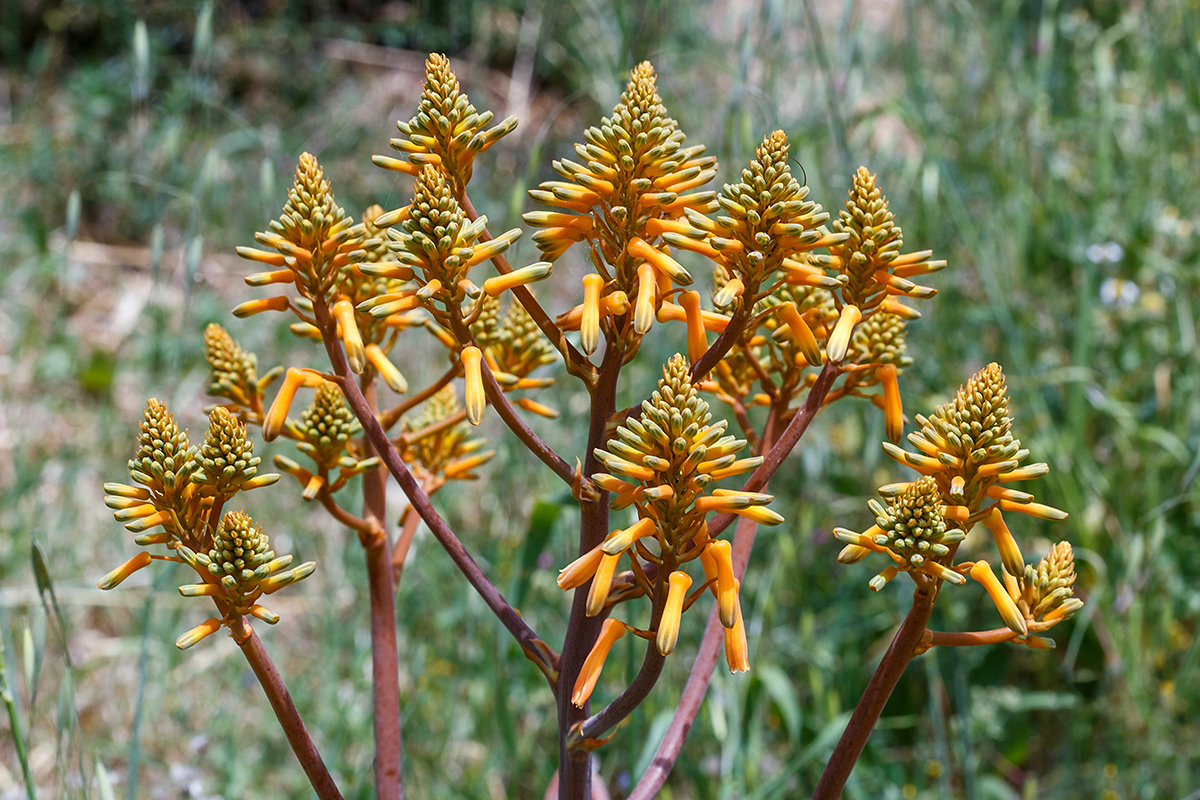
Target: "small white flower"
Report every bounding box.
[1086,241,1124,264]
[1100,277,1139,309]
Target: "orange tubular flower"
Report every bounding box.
[525,62,717,345]
[558,355,774,667]
[572,618,627,707]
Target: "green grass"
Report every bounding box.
[1,1,1198,797]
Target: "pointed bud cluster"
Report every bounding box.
[204,324,277,413]
[399,386,494,483]
[561,355,771,704]
[236,153,365,307]
[376,53,518,197]
[272,381,378,501]
[128,399,197,501]
[173,510,315,648]
[194,407,276,497]
[1023,541,1083,623]
[357,166,525,331]
[886,363,1066,524]
[526,61,716,344]
[669,131,843,306]
[836,477,967,590]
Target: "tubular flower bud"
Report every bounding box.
[981,507,1024,578]
[383,54,517,197]
[365,343,408,393]
[586,553,620,617]
[825,167,941,313]
[572,618,627,707]
[461,346,486,425]
[97,552,153,590]
[879,364,904,444]
[656,571,693,655]
[776,302,823,367]
[723,580,750,673]
[826,304,862,363]
[482,262,553,296]
[176,618,222,650]
[232,295,290,318]
[970,560,1027,636]
[709,539,737,628]
[263,368,325,442]
[332,299,366,373]
[562,354,775,660]
[558,545,605,590]
[634,264,657,334]
[678,290,708,364]
[580,274,604,355]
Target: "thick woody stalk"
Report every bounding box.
[558,343,624,800]
[360,378,404,800]
[811,589,935,799]
[237,628,344,800]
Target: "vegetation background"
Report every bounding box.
[0,0,1197,797]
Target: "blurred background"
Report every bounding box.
[1,0,1197,798]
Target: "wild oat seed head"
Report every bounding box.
[195,407,260,496]
[129,399,196,496]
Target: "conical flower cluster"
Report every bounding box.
[835,476,967,589]
[357,166,532,329]
[375,53,518,197]
[559,355,775,705]
[273,381,380,501]
[815,168,944,364]
[235,153,365,307]
[666,131,844,308]
[173,510,315,648]
[194,407,262,497]
[837,363,1078,650]
[526,62,717,350]
[203,324,279,416]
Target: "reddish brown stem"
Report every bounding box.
[392,503,423,583]
[811,588,935,799]
[359,377,404,800]
[558,341,624,800]
[237,628,344,800]
[921,627,1020,648]
[313,300,552,678]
